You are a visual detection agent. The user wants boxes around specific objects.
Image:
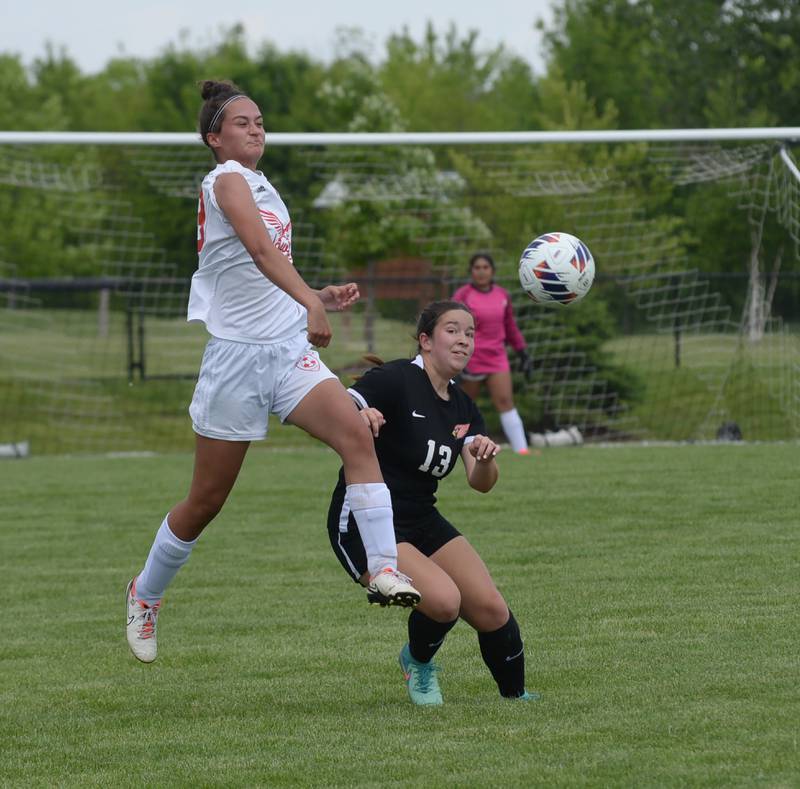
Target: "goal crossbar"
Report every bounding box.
[1,128,800,147]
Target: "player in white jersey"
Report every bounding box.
[125,80,419,664]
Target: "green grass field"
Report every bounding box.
[1,444,798,787]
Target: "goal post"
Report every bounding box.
[1,129,798,454]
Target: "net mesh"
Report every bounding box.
[0,137,798,454]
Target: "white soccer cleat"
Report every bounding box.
[125,577,160,663]
[367,568,421,608]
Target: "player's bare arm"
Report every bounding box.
[461,435,500,493]
[213,172,332,346]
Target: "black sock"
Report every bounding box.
[408,609,458,663]
[477,610,526,697]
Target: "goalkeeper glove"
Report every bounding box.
[516,349,533,381]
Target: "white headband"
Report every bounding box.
[208,94,247,133]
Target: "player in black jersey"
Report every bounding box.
[327,301,540,705]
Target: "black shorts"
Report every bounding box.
[327,485,462,582]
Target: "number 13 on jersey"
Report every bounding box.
[418,440,452,478]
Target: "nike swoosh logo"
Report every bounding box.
[127,615,134,626]
[412,411,426,418]
[505,647,524,662]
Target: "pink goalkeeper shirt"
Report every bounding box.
[451,283,526,374]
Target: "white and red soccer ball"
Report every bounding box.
[518,232,595,307]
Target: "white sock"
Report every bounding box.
[346,482,398,577]
[499,408,528,453]
[135,516,198,604]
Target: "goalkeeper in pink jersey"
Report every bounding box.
[451,253,531,454]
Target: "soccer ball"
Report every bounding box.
[518,232,595,306]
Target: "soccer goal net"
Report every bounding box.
[1,129,799,454]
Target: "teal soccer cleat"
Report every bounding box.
[510,690,542,701]
[399,643,443,706]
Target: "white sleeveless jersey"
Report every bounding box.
[188,159,307,343]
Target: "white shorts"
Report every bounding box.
[458,368,489,383]
[189,332,338,441]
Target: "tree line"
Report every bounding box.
[0,0,797,314]
[3,1,798,134]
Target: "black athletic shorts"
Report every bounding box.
[327,485,461,582]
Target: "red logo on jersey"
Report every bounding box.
[259,209,293,262]
[452,423,470,439]
[296,353,320,371]
[197,191,206,253]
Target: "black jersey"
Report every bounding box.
[340,356,486,518]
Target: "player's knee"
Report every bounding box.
[184,494,226,527]
[336,418,374,460]
[470,592,509,631]
[424,589,461,623]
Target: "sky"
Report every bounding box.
[3,1,555,75]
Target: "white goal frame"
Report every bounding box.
[1,127,799,451]
[1,127,800,150]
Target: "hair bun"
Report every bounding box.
[199,80,240,100]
